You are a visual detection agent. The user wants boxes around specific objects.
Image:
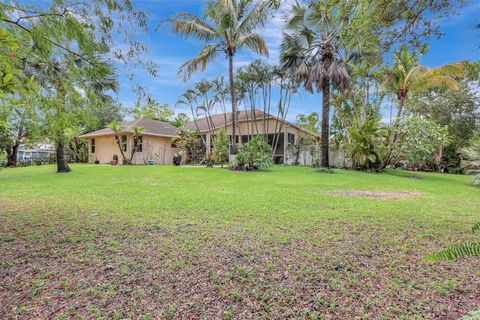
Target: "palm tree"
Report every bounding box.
[384,47,466,149]
[280,1,352,167]
[161,0,277,153]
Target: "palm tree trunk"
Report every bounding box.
[386,93,405,165]
[228,53,237,155]
[321,81,331,168]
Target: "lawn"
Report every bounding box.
[0,165,479,319]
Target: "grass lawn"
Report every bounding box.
[0,164,479,319]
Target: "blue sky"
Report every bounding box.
[114,0,480,122]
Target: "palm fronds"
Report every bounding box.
[424,242,480,262]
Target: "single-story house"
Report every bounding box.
[79,118,180,165]
[80,110,315,165]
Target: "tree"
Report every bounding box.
[392,115,450,168]
[1,1,156,172]
[296,112,320,133]
[343,118,389,171]
[281,1,352,168]
[383,47,466,160]
[170,113,190,128]
[0,94,41,167]
[162,0,278,153]
[109,121,144,164]
[130,97,174,122]
[406,83,479,171]
[212,129,229,167]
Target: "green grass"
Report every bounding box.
[0,164,479,319]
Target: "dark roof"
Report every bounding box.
[183,109,275,131]
[80,118,178,138]
[183,109,313,135]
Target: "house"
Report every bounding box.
[79,110,315,165]
[183,109,314,164]
[17,143,56,164]
[79,118,180,165]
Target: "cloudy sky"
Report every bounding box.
[113,0,480,122]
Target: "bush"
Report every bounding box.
[212,129,229,166]
[230,136,272,171]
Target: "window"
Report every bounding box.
[288,133,295,145]
[121,135,127,152]
[91,138,96,153]
[241,135,249,143]
[228,135,239,143]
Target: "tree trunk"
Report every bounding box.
[228,53,237,155]
[56,137,71,173]
[54,79,71,173]
[321,81,331,168]
[6,144,19,167]
[386,93,405,165]
[391,94,405,145]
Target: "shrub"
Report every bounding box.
[231,136,272,171]
[212,129,229,166]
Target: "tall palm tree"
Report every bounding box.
[384,47,466,160]
[280,1,352,167]
[161,0,277,153]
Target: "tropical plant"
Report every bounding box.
[162,0,278,153]
[296,112,321,134]
[392,115,449,168]
[460,136,480,186]
[231,135,272,171]
[405,83,480,172]
[280,1,352,168]
[171,131,203,164]
[343,118,389,171]
[129,126,144,163]
[109,121,127,162]
[212,129,229,167]
[383,46,466,162]
[424,222,480,262]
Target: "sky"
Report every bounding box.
[113,0,480,122]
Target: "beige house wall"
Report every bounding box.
[87,134,178,165]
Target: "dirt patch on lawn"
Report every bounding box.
[323,189,422,200]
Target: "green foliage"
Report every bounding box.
[296,112,320,133]
[130,97,174,122]
[425,242,480,263]
[212,129,229,166]
[0,28,36,98]
[460,136,480,186]
[171,131,203,164]
[393,116,449,166]
[170,113,189,128]
[162,0,273,80]
[425,221,480,262]
[406,83,479,171]
[231,136,272,171]
[343,118,389,170]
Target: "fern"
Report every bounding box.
[424,242,480,262]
